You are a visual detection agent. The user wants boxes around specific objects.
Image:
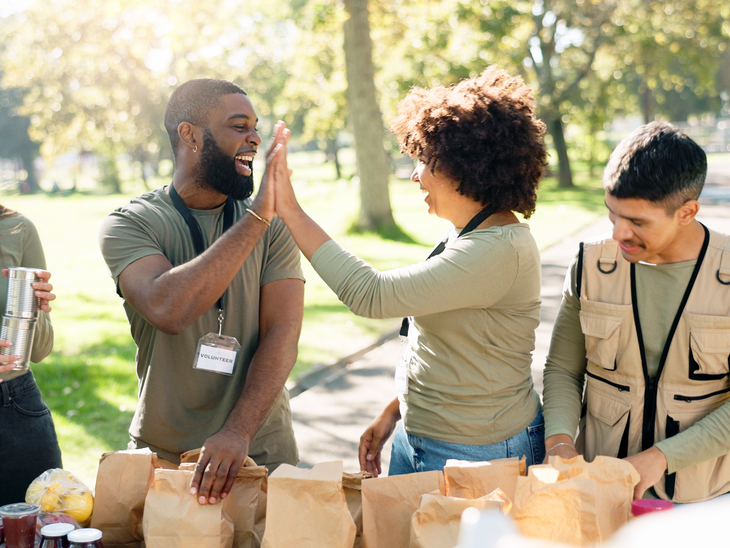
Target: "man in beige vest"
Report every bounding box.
[542,122,730,502]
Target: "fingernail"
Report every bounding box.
[209,497,217,504]
[198,496,207,504]
[190,487,197,495]
[366,454,374,461]
[220,492,227,499]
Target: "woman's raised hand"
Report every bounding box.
[253,121,289,222]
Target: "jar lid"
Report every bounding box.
[41,523,76,537]
[631,498,674,516]
[68,528,103,542]
[0,503,41,518]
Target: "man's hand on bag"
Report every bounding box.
[190,427,249,504]
[624,446,668,499]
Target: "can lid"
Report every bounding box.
[41,523,76,537]
[68,528,103,542]
[6,267,41,278]
[631,498,674,516]
[0,502,41,518]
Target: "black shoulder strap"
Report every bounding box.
[400,203,499,337]
[576,242,584,298]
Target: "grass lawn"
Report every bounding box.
[1,150,606,488]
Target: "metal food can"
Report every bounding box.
[0,315,37,372]
[5,266,41,319]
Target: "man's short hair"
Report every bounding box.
[165,79,246,159]
[603,121,707,213]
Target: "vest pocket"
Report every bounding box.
[580,312,622,371]
[583,377,632,460]
[689,328,730,379]
[657,389,730,502]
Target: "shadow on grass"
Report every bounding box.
[32,333,139,450]
[346,220,420,244]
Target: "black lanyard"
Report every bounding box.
[168,183,235,311]
[399,203,499,337]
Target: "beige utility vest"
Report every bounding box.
[576,226,730,502]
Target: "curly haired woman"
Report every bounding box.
[272,66,547,476]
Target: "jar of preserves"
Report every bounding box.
[0,503,41,548]
[67,528,104,548]
[40,523,75,548]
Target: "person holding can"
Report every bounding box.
[0,203,60,505]
[272,66,548,475]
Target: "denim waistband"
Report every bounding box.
[0,370,37,406]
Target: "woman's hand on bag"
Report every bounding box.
[359,399,401,478]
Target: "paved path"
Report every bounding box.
[290,168,730,474]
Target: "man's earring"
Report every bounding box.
[193,145,198,153]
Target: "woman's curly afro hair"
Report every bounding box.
[391,66,547,218]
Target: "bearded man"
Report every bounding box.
[100,79,303,505]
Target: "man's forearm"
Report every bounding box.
[121,214,270,334]
[221,321,300,441]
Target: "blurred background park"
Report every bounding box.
[1,0,729,486]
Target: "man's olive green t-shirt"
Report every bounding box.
[543,253,730,474]
[311,223,542,446]
[0,212,53,382]
[99,188,304,463]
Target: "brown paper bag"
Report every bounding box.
[343,472,370,548]
[551,455,639,541]
[143,468,234,548]
[444,457,526,502]
[179,449,268,548]
[261,461,356,548]
[408,490,511,548]
[90,448,159,548]
[361,471,444,548]
[513,456,639,546]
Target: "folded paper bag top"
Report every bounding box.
[444,457,526,501]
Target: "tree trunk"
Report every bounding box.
[326,138,342,180]
[641,86,653,124]
[548,115,574,188]
[18,149,40,194]
[343,0,395,230]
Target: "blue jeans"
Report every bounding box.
[0,371,63,505]
[389,409,545,476]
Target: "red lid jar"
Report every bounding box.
[631,499,674,516]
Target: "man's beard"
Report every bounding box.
[194,128,254,201]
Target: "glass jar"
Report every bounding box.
[67,528,104,548]
[40,523,75,548]
[0,503,41,548]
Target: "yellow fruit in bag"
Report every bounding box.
[26,468,94,524]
